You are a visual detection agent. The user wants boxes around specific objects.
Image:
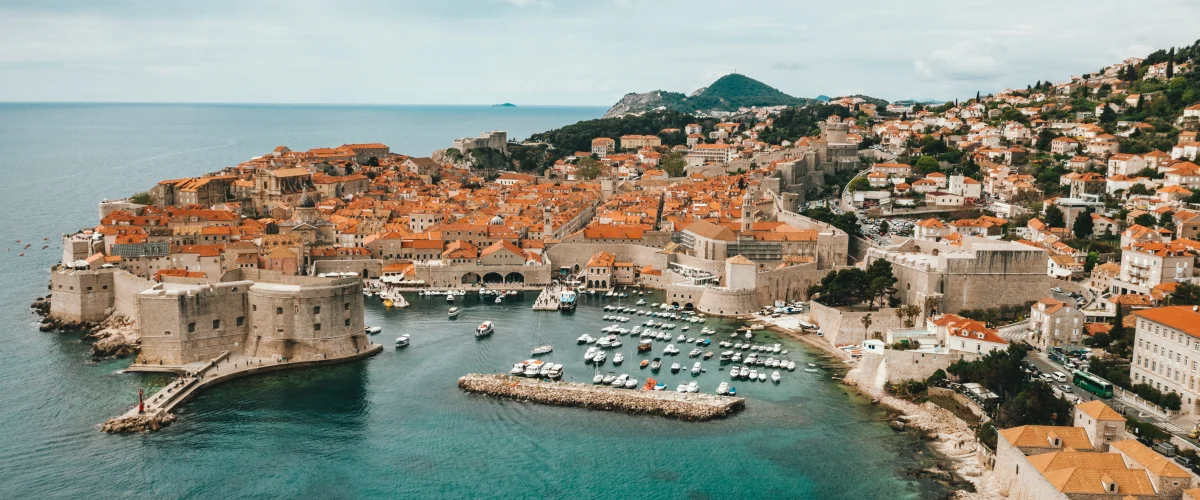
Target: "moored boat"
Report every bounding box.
[717,382,729,395]
[613,352,625,365]
[771,371,781,383]
[365,326,382,334]
[531,344,553,355]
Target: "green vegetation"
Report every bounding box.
[529,110,697,158]
[807,259,897,309]
[661,152,686,177]
[800,206,861,236]
[129,191,154,206]
[757,104,850,144]
[947,346,1073,430]
[955,301,1037,326]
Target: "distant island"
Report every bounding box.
[492,103,517,107]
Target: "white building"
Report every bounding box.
[1130,306,1200,414]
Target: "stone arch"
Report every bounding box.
[483,272,504,284]
[599,280,607,288]
[587,280,594,288]
[683,302,695,311]
[931,248,939,256]
[573,264,581,273]
[671,301,680,307]
[361,268,369,278]
[461,272,481,284]
[504,272,525,284]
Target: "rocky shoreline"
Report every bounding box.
[767,323,998,499]
[101,413,176,434]
[458,373,744,421]
[30,294,141,359]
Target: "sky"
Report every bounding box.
[1,0,1199,106]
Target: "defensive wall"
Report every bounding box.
[809,301,905,347]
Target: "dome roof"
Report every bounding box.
[489,215,505,226]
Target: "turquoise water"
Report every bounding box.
[0,104,940,498]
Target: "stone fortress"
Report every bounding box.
[50,267,369,366]
[452,130,507,155]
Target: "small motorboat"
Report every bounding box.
[602,372,617,384]
[547,364,563,379]
[729,365,741,378]
[805,367,819,373]
[624,378,638,389]
[650,358,661,371]
[702,351,714,360]
[686,381,698,393]
[446,294,455,303]
[365,326,382,334]
[771,371,781,383]
[577,334,594,344]
[670,362,681,373]
[728,387,737,396]
[395,334,410,347]
[787,361,797,371]
[584,347,598,361]
[717,382,729,395]
[475,321,494,338]
[494,296,503,304]
[640,359,649,369]
[654,382,666,391]
[523,360,545,377]
[613,353,625,365]
[611,374,627,388]
[531,345,553,355]
[664,344,679,355]
[593,373,604,384]
[719,351,733,361]
[676,384,687,393]
[748,369,758,380]
[383,299,394,308]
[513,361,528,375]
[691,362,702,375]
[592,351,606,364]
[688,348,702,358]
[636,299,646,305]
[447,307,459,318]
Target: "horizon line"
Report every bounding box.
[0,100,612,108]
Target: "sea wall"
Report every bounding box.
[458,373,744,421]
[849,350,973,395]
[809,302,904,347]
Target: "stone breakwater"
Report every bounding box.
[458,374,745,421]
[101,414,176,433]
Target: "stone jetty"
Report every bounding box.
[458,373,745,421]
[532,285,563,311]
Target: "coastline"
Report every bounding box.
[764,319,998,499]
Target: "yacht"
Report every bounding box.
[593,372,605,384]
[691,362,702,375]
[475,321,494,338]
[670,362,681,373]
[592,351,607,364]
[602,372,617,384]
[717,382,729,395]
[547,364,563,380]
[719,351,733,361]
[531,345,553,355]
[576,334,594,344]
[663,344,680,355]
[395,334,410,348]
[584,346,599,361]
[613,353,625,365]
[771,371,781,383]
[729,365,741,378]
[447,307,459,319]
[365,326,382,334]
[686,381,698,393]
[523,360,545,377]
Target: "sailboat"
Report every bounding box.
[530,314,552,356]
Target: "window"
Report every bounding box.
[252,304,257,312]
[314,323,321,331]
[277,307,283,315]
[187,322,196,333]
[212,319,221,329]
[344,318,351,326]
[344,302,350,311]
[236,316,245,327]
[313,306,321,314]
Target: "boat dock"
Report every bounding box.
[102,344,384,433]
[532,285,563,311]
[458,373,745,421]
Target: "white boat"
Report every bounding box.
[577,334,594,344]
[494,296,502,304]
[676,384,687,393]
[446,294,455,303]
[691,362,702,375]
[730,365,741,378]
[512,362,528,375]
[717,382,729,395]
[613,353,625,365]
[602,372,617,384]
[475,321,494,337]
[758,372,767,381]
[670,362,681,373]
[748,369,758,380]
[664,344,679,355]
[636,299,646,305]
[592,351,606,364]
[584,347,598,361]
[719,351,733,361]
[686,381,698,393]
[523,360,545,377]
[750,324,765,331]
[787,361,797,371]
[365,326,382,334]
[611,374,628,387]
[688,348,701,358]
[547,364,563,379]
[739,366,750,378]
[624,378,638,389]
[593,373,604,384]
[395,334,410,347]
[681,326,690,332]
[538,363,553,377]
[531,345,553,355]
[610,340,623,348]
[731,353,742,362]
[804,367,819,373]
[771,371,781,383]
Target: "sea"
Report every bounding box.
[0,104,947,499]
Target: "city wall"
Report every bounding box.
[809,302,904,347]
[49,268,116,323]
[849,349,972,395]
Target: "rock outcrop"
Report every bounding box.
[101,413,176,434]
[86,315,140,358]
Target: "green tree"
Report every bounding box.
[1072,209,1094,238]
[1134,213,1158,227]
[577,157,602,180]
[1168,282,1200,305]
[661,152,686,178]
[914,155,940,174]
[1045,205,1066,228]
[847,176,871,192]
[129,191,154,205]
[879,219,890,234]
[1159,210,1175,229]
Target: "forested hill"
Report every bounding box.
[603,74,814,117]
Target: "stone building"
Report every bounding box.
[1029,297,1086,349]
[452,131,507,155]
[865,236,1049,314]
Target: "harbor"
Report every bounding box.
[458,373,744,421]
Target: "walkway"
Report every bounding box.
[117,344,385,420]
[532,285,564,311]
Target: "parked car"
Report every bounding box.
[1153,442,1176,457]
[1060,384,1073,392]
[1174,456,1193,468]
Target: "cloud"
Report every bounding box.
[914,40,1007,82]
[773,61,806,71]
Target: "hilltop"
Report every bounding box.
[603,74,815,118]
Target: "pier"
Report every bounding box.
[102,344,384,433]
[532,285,564,311]
[458,373,745,421]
